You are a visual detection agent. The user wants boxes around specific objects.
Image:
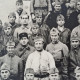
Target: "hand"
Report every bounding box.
[31,14,35,20]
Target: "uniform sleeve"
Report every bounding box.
[47,0,52,12]
[48,53,56,69]
[62,44,69,57]
[30,0,35,14]
[18,59,24,80]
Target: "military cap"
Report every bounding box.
[34,36,44,43]
[19,32,28,40]
[16,0,23,4]
[57,14,65,21]
[6,40,15,47]
[0,63,10,71]
[8,12,16,18]
[71,32,80,41]
[50,27,59,35]
[25,68,34,74]
[77,14,80,19]
[74,66,80,73]
[31,23,39,28]
[52,1,61,6]
[49,68,59,74]
[3,22,11,29]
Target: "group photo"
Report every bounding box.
[0,0,80,80]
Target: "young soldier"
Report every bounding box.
[35,13,50,44]
[14,12,32,43]
[69,33,80,80]
[24,68,34,80]
[46,28,69,80]
[15,0,23,24]
[29,23,47,49]
[30,0,52,20]
[0,63,11,80]
[71,14,80,38]
[15,32,35,69]
[66,0,80,30]
[0,40,23,80]
[49,68,60,80]
[3,22,13,46]
[25,36,56,80]
[56,14,71,49]
[8,12,19,35]
[74,66,80,80]
[46,1,66,29]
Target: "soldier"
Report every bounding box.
[14,12,32,43]
[0,63,11,80]
[29,23,47,49]
[35,13,50,44]
[71,14,80,38]
[8,12,19,35]
[46,28,69,80]
[74,66,80,80]
[66,0,80,30]
[25,36,56,80]
[56,14,71,49]
[30,0,52,20]
[49,68,60,80]
[24,68,34,80]
[15,0,23,24]
[46,1,66,29]
[15,32,35,69]
[3,22,13,46]
[69,33,80,80]
[0,40,23,80]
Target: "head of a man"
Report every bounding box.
[71,33,80,49]
[3,23,12,36]
[19,33,29,46]
[0,63,10,80]
[50,28,59,44]
[25,68,34,80]
[34,36,44,52]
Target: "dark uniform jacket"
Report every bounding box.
[0,54,23,80]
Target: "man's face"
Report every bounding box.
[4,27,12,35]
[76,2,80,11]
[36,16,42,24]
[16,3,23,12]
[1,70,10,80]
[31,27,39,34]
[57,19,65,26]
[71,40,80,49]
[26,73,34,80]
[8,16,16,24]
[7,46,15,56]
[75,73,80,80]
[49,73,59,80]
[35,41,43,51]
[54,4,61,12]
[50,33,59,43]
[21,15,29,25]
[20,37,28,46]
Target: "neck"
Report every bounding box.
[10,22,15,26]
[37,49,43,52]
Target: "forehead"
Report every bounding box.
[7,45,15,47]
[35,40,43,44]
[77,2,80,5]
[50,73,58,75]
[21,37,28,39]
[51,33,58,35]
[55,4,61,7]
[26,73,34,75]
[21,15,28,18]
[1,70,9,72]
